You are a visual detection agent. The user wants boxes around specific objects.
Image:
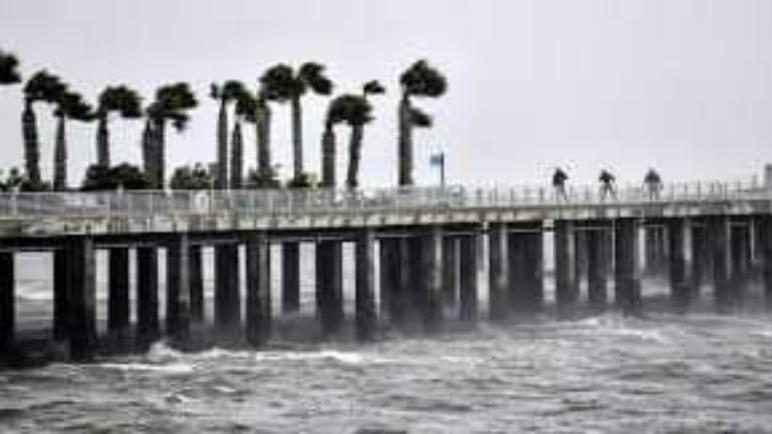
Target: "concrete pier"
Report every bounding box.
[488,223,509,321]
[245,233,271,346]
[574,230,587,290]
[189,245,204,323]
[420,227,443,332]
[730,221,752,297]
[668,219,689,312]
[66,237,96,361]
[402,237,422,328]
[710,216,733,313]
[614,218,641,315]
[379,238,401,323]
[555,220,577,315]
[355,229,377,341]
[136,247,160,348]
[316,240,343,336]
[645,224,667,275]
[282,242,301,313]
[441,237,459,310]
[458,234,479,322]
[690,222,706,299]
[508,231,526,314]
[107,247,130,343]
[53,249,68,340]
[166,235,191,344]
[0,252,14,350]
[587,228,608,311]
[215,244,241,336]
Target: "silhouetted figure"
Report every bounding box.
[599,169,616,200]
[552,167,569,200]
[644,168,662,200]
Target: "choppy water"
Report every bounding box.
[2,313,772,433]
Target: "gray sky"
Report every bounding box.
[1,0,771,188]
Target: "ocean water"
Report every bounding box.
[3,252,772,432]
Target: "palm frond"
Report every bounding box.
[0,50,22,84]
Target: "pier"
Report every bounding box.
[0,180,770,362]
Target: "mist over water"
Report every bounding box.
[4,253,772,432]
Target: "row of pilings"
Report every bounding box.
[0,215,771,362]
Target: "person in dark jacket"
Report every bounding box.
[599,169,616,200]
[552,167,569,200]
[644,168,662,200]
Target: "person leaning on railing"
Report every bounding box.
[644,168,662,200]
[552,167,569,201]
[599,169,616,200]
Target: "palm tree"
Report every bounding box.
[254,90,275,186]
[21,70,65,187]
[231,90,257,189]
[260,62,333,182]
[95,85,142,168]
[398,60,447,186]
[52,90,94,190]
[145,83,197,189]
[319,102,340,188]
[326,95,373,190]
[210,81,247,189]
[0,50,21,84]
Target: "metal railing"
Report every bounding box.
[0,179,769,220]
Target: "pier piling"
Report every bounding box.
[0,252,14,350]
[379,238,401,323]
[555,220,577,315]
[442,237,459,311]
[614,218,641,315]
[53,249,68,340]
[67,237,96,361]
[668,219,689,312]
[136,247,160,349]
[282,242,301,313]
[420,226,443,332]
[458,234,479,322]
[489,223,510,321]
[587,227,608,311]
[316,240,343,336]
[215,244,241,337]
[189,245,204,323]
[690,221,706,299]
[710,216,733,313]
[355,229,377,341]
[246,233,271,346]
[166,235,191,344]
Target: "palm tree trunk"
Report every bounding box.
[53,115,67,191]
[230,119,243,189]
[154,119,166,189]
[96,115,110,167]
[21,99,41,185]
[321,123,336,188]
[291,95,303,180]
[256,102,272,178]
[346,124,364,190]
[398,94,413,186]
[141,119,155,185]
[216,99,228,189]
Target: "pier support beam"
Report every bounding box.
[668,219,689,312]
[710,216,733,313]
[215,244,241,337]
[136,247,160,349]
[587,228,608,311]
[316,240,343,337]
[730,221,752,299]
[166,235,191,345]
[108,247,130,345]
[379,238,402,323]
[555,220,577,315]
[53,249,68,340]
[355,229,377,341]
[574,229,588,291]
[761,216,772,308]
[282,242,301,313]
[67,237,96,361]
[189,245,204,323]
[489,223,509,321]
[420,226,443,332]
[0,252,14,351]
[458,234,479,322]
[645,223,666,276]
[614,218,641,315]
[509,228,543,316]
[525,229,545,312]
[508,231,526,315]
[442,237,459,311]
[690,221,707,300]
[246,233,271,346]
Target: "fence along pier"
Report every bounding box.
[0,180,770,362]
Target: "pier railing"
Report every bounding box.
[0,179,769,220]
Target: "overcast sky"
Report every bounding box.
[1,0,771,188]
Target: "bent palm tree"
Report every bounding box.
[231,90,257,189]
[327,95,374,190]
[52,90,94,190]
[145,83,197,189]
[0,50,21,84]
[22,71,65,187]
[210,81,247,189]
[95,85,142,168]
[398,60,447,186]
[253,90,275,186]
[260,62,333,182]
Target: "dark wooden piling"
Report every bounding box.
[614,218,641,315]
[136,246,160,348]
[282,242,301,313]
[668,218,689,312]
[379,238,402,323]
[316,240,343,336]
[441,237,459,310]
[488,223,509,321]
[555,220,578,315]
[420,226,443,332]
[0,252,14,350]
[53,249,68,340]
[166,235,191,344]
[355,229,377,341]
[189,245,204,323]
[215,244,241,337]
[760,216,772,308]
[402,236,423,327]
[458,234,479,322]
[710,216,733,313]
[730,221,751,299]
[108,247,130,346]
[574,229,588,289]
[525,229,545,312]
[246,233,271,346]
[690,221,706,299]
[67,237,97,361]
[587,228,608,311]
[508,231,526,314]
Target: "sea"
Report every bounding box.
[1,248,772,433]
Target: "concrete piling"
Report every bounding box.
[355,229,377,341]
[0,252,14,350]
[555,220,577,315]
[316,240,343,336]
[67,237,96,361]
[730,221,752,297]
[458,234,479,322]
[53,249,68,340]
[614,218,641,315]
[136,246,160,348]
[441,237,459,310]
[107,247,130,344]
[587,228,608,311]
[690,221,706,299]
[189,245,204,323]
[215,244,241,337]
[166,235,191,344]
[760,216,772,308]
[420,226,443,332]
[668,218,689,312]
[282,242,301,313]
[508,231,526,314]
[379,238,402,323]
[489,223,509,321]
[524,230,545,312]
[246,233,271,346]
[710,216,733,313]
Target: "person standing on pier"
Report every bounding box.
[599,169,616,200]
[552,167,569,201]
[644,168,662,200]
